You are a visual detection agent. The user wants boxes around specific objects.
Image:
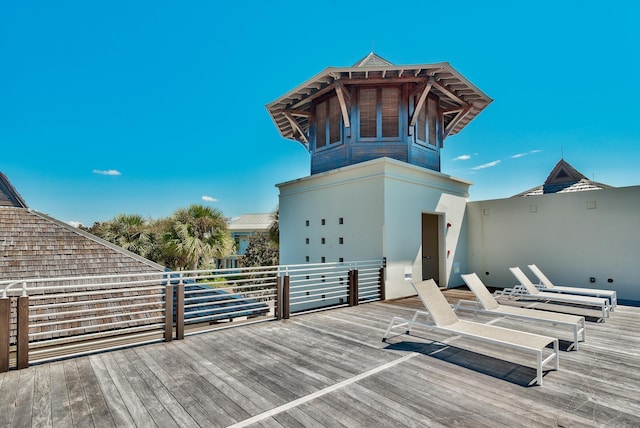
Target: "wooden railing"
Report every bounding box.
[0,260,384,371]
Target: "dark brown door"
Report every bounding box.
[421,214,439,282]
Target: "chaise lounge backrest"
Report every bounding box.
[509,267,540,294]
[528,264,555,288]
[461,273,500,310]
[413,279,459,327]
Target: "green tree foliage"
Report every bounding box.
[95,214,158,260]
[161,204,234,271]
[239,233,279,268]
[83,205,233,271]
[268,206,279,246]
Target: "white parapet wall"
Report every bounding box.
[278,157,471,300]
[466,185,640,302]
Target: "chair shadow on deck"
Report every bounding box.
[383,339,551,387]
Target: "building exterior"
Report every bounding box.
[268,53,492,299]
[221,213,273,268]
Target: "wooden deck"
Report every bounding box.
[1,292,640,427]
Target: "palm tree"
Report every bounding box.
[162,204,233,271]
[99,214,156,259]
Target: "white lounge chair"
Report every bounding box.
[504,267,610,322]
[528,264,617,310]
[383,279,559,386]
[458,273,586,350]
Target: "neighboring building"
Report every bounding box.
[267,53,492,299]
[514,159,612,197]
[220,213,273,268]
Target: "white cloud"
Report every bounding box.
[471,160,501,170]
[202,195,218,202]
[93,169,121,176]
[453,154,472,161]
[511,149,542,159]
[67,221,82,228]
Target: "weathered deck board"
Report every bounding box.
[1,296,640,427]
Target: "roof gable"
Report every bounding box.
[544,159,587,185]
[352,52,394,67]
[0,172,28,208]
[514,159,612,197]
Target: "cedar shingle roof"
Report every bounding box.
[0,208,164,281]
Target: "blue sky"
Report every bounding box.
[2,1,639,226]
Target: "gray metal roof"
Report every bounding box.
[228,213,272,232]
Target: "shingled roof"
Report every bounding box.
[514,159,612,197]
[0,208,165,281]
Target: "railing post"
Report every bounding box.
[348,270,359,306]
[276,276,283,320]
[282,275,290,319]
[0,298,9,372]
[379,266,386,301]
[164,284,174,342]
[17,295,29,370]
[176,276,185,340]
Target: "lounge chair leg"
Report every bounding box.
[537,352,543,386]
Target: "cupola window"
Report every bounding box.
[359,87,400,139]
[315,95,342,150]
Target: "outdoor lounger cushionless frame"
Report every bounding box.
[383,279,559,386]
[528,264,617,310]
[505,267,610,322]
[458,273,586,350]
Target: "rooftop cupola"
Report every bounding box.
[266,53,492,174]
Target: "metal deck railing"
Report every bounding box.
[0,260,385,371]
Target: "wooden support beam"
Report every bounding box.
[432,81,467,106]
[444,106,472,138]
[17,296,29,370]
[442,107,464,115]
[0,298,9,372]
[282,111,308,144]
[176,282,185,340]
[348,270,359,306]
[286,109,311,117]
[409,81,433,128]
[164,285,174,342]
[334,82,351,128]
[289,84,336,109]
[276,276,282,320]
[282,276,290,319]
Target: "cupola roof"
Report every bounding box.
[266,53,492,149]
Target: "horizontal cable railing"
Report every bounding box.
[0,260,384,371]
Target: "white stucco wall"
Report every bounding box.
[278,157,470,300]
[466,186,640,302]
